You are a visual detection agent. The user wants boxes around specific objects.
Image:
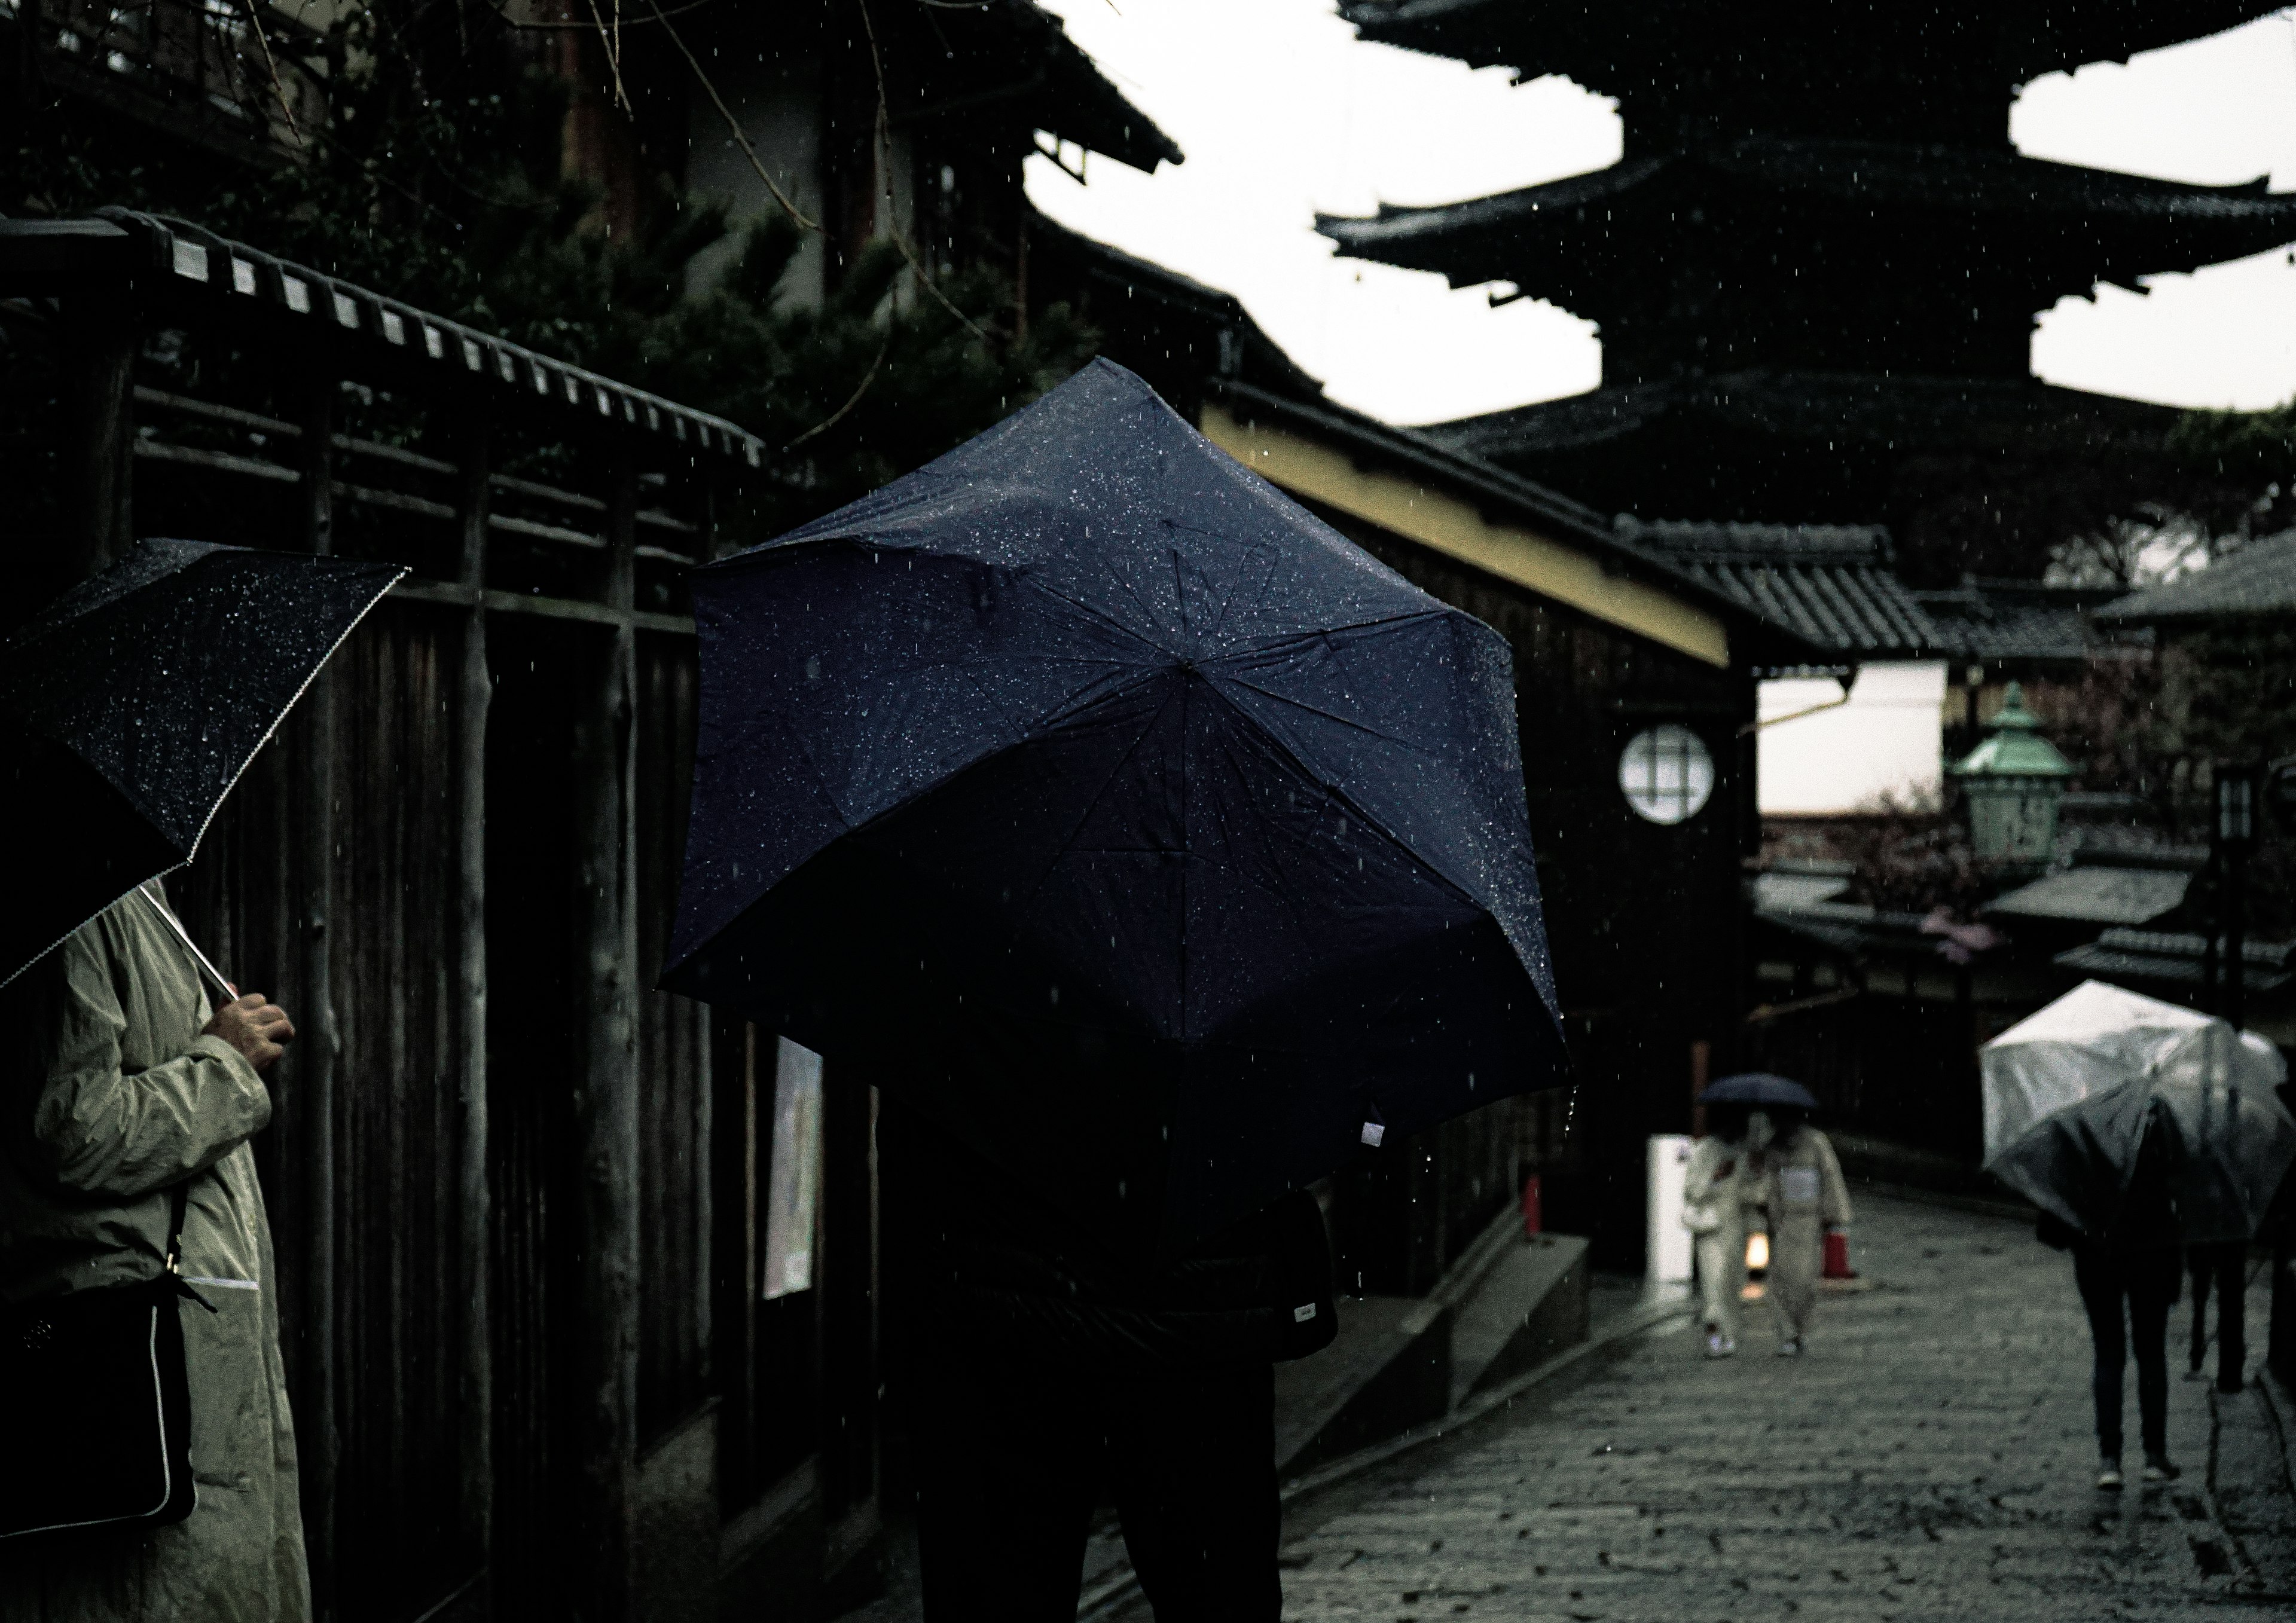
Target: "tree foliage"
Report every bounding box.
[8,5,1098,540]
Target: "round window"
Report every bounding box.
[1619,725,1715,825]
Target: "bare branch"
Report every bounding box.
[484,0,725,27]
[581,0,630,111]
[239,0,305,144]
[852,0,990,343]
[647,0,821,232]
[785,336,892,451]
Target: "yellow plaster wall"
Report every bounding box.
[1199,404,1730,669]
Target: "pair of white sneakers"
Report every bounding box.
[1702,1331,1808,1359]
[2095,1457,2180,1490]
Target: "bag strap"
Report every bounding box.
[161,1182,216,1313]
[165,1181,188,1276]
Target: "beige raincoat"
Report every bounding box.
[1757,1125,1852,1344]
[0,888,309,1622]
[1683,1137,1759,1341]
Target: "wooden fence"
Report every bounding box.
[1740,988,1983,1164]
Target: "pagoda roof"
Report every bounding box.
[1338,1,2283,91]
[1425,368,2179,466]
[1318,139,2296,294]
[1616,519,1944,659]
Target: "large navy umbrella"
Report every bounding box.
[663,360,1568,1257]
[1,538,402,988]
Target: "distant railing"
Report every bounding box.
[11,0,329,164]
[1742,988,1982,1164]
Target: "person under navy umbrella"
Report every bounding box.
[663,360,1570,1618]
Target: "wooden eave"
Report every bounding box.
[1201,383,1818,672]
[0,212,769,474]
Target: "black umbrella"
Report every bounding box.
[1,537,403,987]
[664,360,1568,1258]
[1700,1073,1820,1111]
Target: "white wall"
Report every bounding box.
[1757,662,1947,815]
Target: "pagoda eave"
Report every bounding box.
[1425,370,2181,464]
[1340,1,2286,93]
[1318,142,2296,296]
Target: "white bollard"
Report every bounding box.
[1647,1134,1694,1286]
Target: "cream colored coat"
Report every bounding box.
[1755,1126,1852,1340]
[0,888,310,1622]
[1683,1136,1758,1338]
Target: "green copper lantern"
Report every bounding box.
[1950,681,2073,864]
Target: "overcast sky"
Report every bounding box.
[1028,1,2296,427]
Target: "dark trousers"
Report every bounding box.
[2187,1242,2246,1391]
[2074,1246,2178,1462]
[910,1356,1281,1622]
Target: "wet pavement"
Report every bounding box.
[1113,1189,2295,1621]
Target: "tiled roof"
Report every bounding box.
[2054,929,2294,995]
[1913,580,2132,665]
[1617,519,1943,658]
[994,3,1184,174]
[2093,530,2296,624]
[1984,867,2191,927]
[1205,382,1827,661]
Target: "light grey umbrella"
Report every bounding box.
[1981,980,2294,1243]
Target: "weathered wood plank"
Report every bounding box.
[454,426,495,1593]
[572,453,643,1619]
[297,373,342,1618]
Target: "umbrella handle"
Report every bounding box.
[138,883,237,1005]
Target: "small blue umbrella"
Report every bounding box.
[1701,1073,1819,1111]
[663,360,1569,1258]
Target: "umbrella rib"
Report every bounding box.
[1015,678,1184,917]
[1211,670,1433,754]
[1213,608,1457,667]
[183,565,408,865]
[1020,577,1173,656]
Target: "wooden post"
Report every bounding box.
[57,295,136,594]
[572,452,642,1620]
[453,426,495,1583]
[296,375,341,1616]
[2200,843,2222,1014]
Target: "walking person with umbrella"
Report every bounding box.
[2031,1117,2185,1489]
[1698,1074,1851,1357]
[1681,1102,1757,1359]
[664,360,1571,1618]
[0,539,399,1615]
[1983,980,2295,1490]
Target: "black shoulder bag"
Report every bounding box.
[0,1182,215,1541]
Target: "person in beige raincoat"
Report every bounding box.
[1748,1106,1852,1356]
[1682,1115,1760,1358]
[0,884,309,1621]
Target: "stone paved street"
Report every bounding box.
[1123,1190,2296,1622]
